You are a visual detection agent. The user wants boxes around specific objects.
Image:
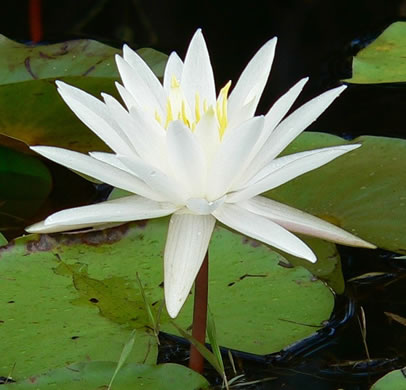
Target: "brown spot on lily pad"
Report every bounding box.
[0,240,16,258]
[58,224,130,247]
[26,235,56,252]
[28,376,37,383]
[242,236,261,247]
[134,219,149,229]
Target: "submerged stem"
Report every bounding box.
[189,251,209,373]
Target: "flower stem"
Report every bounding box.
[189,251,209,373]
[29,0,43,43]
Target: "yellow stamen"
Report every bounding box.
[217,80,231,137]
[171,75,180,89]
[203,99,208,113]
[181,101,190,127]
[195,94,201,123]
[161,75,232,135]
[155,110,162,125]
[165,99,174,128]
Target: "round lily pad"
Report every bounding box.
[371,368,406,390]
[0,218,334,380]
[345,22,406,84]
[166,223,335,355]
[1,362,209,390]
[269,132,406,254]
[0,229,158,381]
[0,35,167,153]
[0,233,7,246]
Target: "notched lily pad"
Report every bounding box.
[345,21,406,84]
[370,368,406,389]
[270,132,406,254]
[0,230,157,381]
[0,36,119,83]
[165,224,335,355]
[0,232,7,246]
[1,361,209,390]
[0,35,167,153]
[0,218,335,377]
[274,234,344,293]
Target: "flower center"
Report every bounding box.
[186,196,226,215]
[155,76,231,138]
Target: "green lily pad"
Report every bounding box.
[0,35,167,153]
[0,229,158,381]
[273,234,344,293]
[1,361,209,389]
[345,22,406,84]
[0,145,52,236]
[370,368,406,390]
[168,223,334,355]
[0,218,334,373]
[109,186,345,293]
[0,232,7,246]
[269,132,406,254]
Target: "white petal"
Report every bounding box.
[251,85,347,173]
[129,105,168,169]
[264,77,309,134]
[181,29,216,108]
[115,55,165,117]
[115,82,137,111]
[186,196,225,215]
[228,145,360,203]
[31,146,164,201]
[226,98,257,130]
[26,220,123,234]
[118,155,187,204]
[228,37,277,120]
[122,45,166,109]
[56,81,134,155]
[89,151,135,174]
[248,144,360,187]
[213,203,316,262]
[207,116,264,200]
[166,120,207,197]
[26,195,177,233]
[101,93,142,153]
[237,78,309,184]
[193,107,220,163]
[102,93,166,167]
[91,152,183,203]
[164,213,216,318]
[240,196,376,249]
[164,51,184,91]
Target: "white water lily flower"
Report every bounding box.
[27,30,375,318]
